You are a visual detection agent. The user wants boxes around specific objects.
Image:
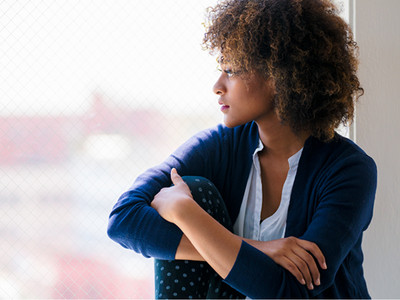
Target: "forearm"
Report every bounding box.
[152,169,324,290]
[175,234,205,261]
[175,228,263,262]
[174,206,324,289]
[176,231,256,262]
[173,199,242,279]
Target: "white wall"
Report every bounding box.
[354,0,400,298]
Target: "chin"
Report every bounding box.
[223,119,247,128]
[223,122,237,128]
[223,120,236,128]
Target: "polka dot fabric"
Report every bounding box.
[154,176,244,299]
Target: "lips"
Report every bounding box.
[218,101,230,111]
[220,105,230,111]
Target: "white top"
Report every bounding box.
[233,140,303,242]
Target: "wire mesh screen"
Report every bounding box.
[0,0,219,298]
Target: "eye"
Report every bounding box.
[217,63,240,78]
[223,69,235,78]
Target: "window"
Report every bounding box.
[1,1,218,298]
[0,1,350,298]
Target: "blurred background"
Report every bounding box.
[0,0,362,299]
[0,1,220,298]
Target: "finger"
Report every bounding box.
[170,168,184,185]
[287,252,315,290]
[292,247,319,288]
[297,239,327,270]
[295,240,325,287]
[279,256,306,286]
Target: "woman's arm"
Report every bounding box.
[176,226,325,289]
[153,169,326,290]
[175,235,205,261]
[107,125,225,260]
[107,123,259,261]
[224,152,377,299]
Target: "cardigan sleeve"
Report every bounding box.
[107,126,226,259]
[224,151,377,298]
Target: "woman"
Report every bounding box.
[108,0,377,298]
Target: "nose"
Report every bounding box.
[213,74,227,95]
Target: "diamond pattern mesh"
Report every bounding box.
[1,0,219,298]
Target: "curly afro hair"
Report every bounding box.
[202,0,364,140]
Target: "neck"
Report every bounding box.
[256,117,310,160]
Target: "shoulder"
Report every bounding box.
[304,133,377,176]
[297,133,377,205]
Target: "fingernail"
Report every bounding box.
[309,283,314,290]
[301,278,306,285]
[323,262,327,269]
[316,278,321,286]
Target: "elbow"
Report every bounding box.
[107,218,117,241]
[107,214,128,249]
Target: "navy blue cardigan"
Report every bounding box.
[108,122,377,299]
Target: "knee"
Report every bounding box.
[181,176,221,205]
[181,176,214,189]
[181,176,219,197]
[181,176,232,230]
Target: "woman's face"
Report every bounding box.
[213,62,278,128]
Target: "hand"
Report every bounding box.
[151,168,193,223]
[246,237,327,290]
